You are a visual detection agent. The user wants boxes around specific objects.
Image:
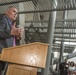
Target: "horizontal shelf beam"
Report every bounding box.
[54,39,76,42]
[0,0,31,6]
[54,36,76,39]
[54,32,76,34]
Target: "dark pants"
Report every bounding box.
[60,70,68,75]
[0,61,6,75]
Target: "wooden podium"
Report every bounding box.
[0,42,48,75]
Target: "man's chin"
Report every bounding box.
[12,18,16,21]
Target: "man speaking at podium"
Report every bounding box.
[0,6,23,74]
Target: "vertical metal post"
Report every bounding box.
[59,41,64,63]
[1,63,8,75]
[41,0,58,75]
[19,3,25,45]
[59,11,68,63]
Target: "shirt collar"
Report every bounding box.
[5,15,12,25]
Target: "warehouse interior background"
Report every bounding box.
[0,0,76,75]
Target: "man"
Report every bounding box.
[59,59,68,75]
[0,6,22,74]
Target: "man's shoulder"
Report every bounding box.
[0,14,3,19]
[60,62,64,64]
[0,15,8,23]
[0,15,6,20]
[59,62,65,66]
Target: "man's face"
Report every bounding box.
[6,7,18,21]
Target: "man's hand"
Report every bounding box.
[10,22,22,36]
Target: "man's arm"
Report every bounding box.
[0,21,11,39]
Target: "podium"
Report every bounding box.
[0,42,48,75]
